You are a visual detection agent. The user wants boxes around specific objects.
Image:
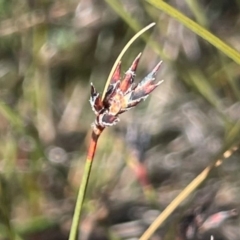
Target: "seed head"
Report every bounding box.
[90,53,163,129]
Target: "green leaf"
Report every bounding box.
[147,0,240,65]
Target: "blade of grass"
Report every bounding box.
[139,121,240,240]
[182,0,240,101]
[0,102,23,129]
[147,0,240,65]
[177,65,232,125]
[33,24,56,143]
[218,55,240,100]
[186,69,233,124]
[139,149,238,240]
[185,0,208,27]
[141,166,213,240]
[188,69,222,109]
[16,216,55,235]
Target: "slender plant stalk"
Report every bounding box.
[68,22,157,240]
[139,142,239,240]
[68,128,103,240]
[139,165,212,240]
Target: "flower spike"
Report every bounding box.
[90,54,164,128]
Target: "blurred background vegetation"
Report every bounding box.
[0,0,240,240]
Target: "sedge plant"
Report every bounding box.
[68,23,164,240]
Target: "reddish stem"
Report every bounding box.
[87,128,103,161]
[68,126,104,240]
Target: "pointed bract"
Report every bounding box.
[90,83,104,115]
[120,53,142,93]
[130,61,163,102]
[103,81,120,107]
[99,112,119,127]
[130,52,142,72]
[111,62,121,84]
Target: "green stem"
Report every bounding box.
[68,129,103,240]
